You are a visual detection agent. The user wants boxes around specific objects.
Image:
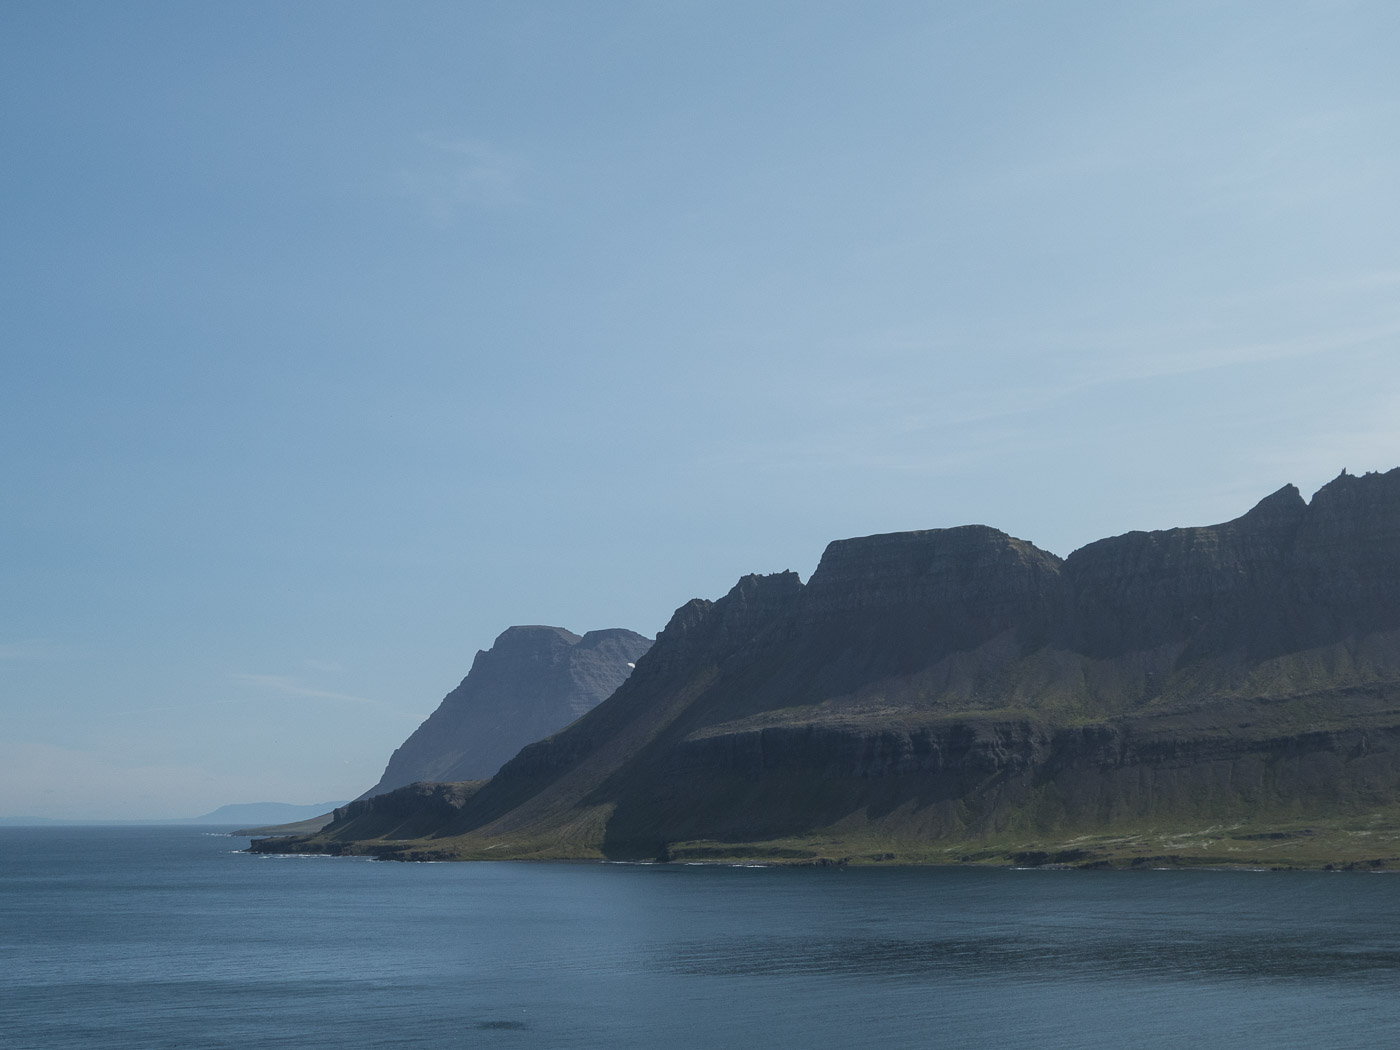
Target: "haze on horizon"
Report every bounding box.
[4,1,1399,820]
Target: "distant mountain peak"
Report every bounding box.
[357,625,652,799]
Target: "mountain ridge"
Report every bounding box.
[255,469,1400,868]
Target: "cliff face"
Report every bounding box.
[1289,470,1400,639]
[357,625,652,798]
[1064,473,1400,661]
[262,469,1400,863]
[1063,483,1309,660]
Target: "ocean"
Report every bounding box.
[2,825,1398,1048]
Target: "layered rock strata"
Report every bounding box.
[260,469,1400,863]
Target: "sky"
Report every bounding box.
[4,0,1400,818]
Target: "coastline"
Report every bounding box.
[245,809,1400,871]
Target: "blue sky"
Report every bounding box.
[4,1,1399,818]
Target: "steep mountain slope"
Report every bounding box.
[260,469,1400,866]
[358,625,652,798]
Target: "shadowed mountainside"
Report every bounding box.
[256,469,1400,867]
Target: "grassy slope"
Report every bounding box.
[263,806,1400,870]
[233,812,336,836]
[257,639,1400,869]
[268,695,1400,870]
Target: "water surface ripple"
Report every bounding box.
[2,827,1398,1048]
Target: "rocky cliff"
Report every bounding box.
[259,469,1400,867]
[357,625,652,798]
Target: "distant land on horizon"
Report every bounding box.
[255,469,1400,870]
[1,801,348,827]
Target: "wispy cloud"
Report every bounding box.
[102,677,418,721]
[1250,387,1400,487]
[709,270,1400,481]
[231,673,383,708]
[398,134,528,223]
[806,323,1394,450]
[1042,316,1400,395]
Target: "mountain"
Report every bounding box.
[254,469,1400,868]
[358,625,653,799]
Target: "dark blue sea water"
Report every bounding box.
[3,826,1400,1048]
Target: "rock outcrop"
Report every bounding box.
[357,625,652,798]
[258,469,1400,865]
